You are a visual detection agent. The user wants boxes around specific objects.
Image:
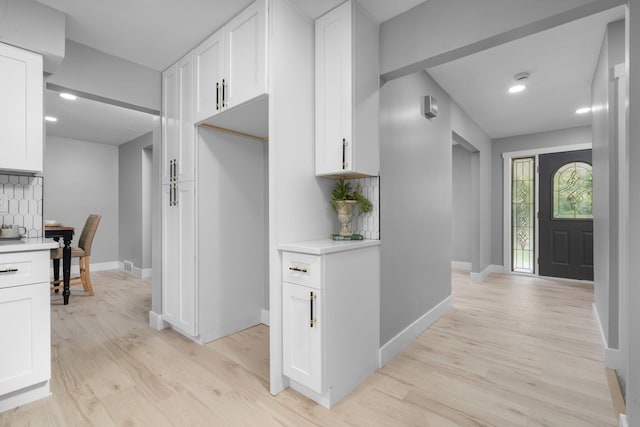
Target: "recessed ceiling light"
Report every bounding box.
[45,116,58,122]
[575,107,591,114]
[59,92,77,100]
[508,72,530,94]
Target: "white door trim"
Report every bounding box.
[502,143,592,275]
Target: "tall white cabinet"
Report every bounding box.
[161,0,268,344]
[315,1,379,178]
[0,42,43,174]
[280,240,380,408]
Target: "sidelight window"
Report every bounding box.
[511,157,535,273]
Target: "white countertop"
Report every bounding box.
[0,237,59,253]
[278,238,380,255]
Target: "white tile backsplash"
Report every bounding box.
[346,176,380,240]
[0,174,43,237]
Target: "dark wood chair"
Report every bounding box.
[51,214,102,296]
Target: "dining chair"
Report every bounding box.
[50,214,102,296]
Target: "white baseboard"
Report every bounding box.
[50,261,122,276]
[592,303,620,369]
[379,295,453,368]
[620,414,628,427]
[470,264,504,282]
[261,309,270,326]
[148,310,168,330]
[0,380,50,412]
[130,265,152,278]
[451,261,472,271]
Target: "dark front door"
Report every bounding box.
[539,149,593,280]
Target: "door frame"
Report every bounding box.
[502,143,592,276]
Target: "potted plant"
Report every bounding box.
[331,179,373,236]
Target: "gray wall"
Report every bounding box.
[44,136,119,264]
[119,131,154,269]
[626,0,640,419]
[47,40,161,112]
[452,144,472,263]
[592,20,625,351]
[491,126,592,266]
[380,70,452,345]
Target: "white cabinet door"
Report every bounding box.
[315,2,352,175]
[162,181,196,336]
[0,43,43,173]
[315,1,379,177]
[0,282,50,395]
[225,0,267,110]
[194,29,225,123]
[162,53,195,184]
[283,282,322,393]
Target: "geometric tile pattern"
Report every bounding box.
[345,176,380,240]
[0,174,43,238]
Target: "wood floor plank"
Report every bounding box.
[0,269,617,426]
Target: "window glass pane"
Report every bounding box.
[511,157,535,273]
[553,162,593,219]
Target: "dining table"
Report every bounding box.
[44,225,75,305]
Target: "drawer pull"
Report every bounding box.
[289,266,308,273]
[0,268,18,273]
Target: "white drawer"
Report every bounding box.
[282,252,322,289]
[0,250,49,289]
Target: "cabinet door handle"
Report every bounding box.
[173,184,179,207]
[174,159,178,181]
[289,266,308,273]
[169,184,173,206]
[222,78,226,107]
[169,159,173,181]
[0,268,18,273]
[216,82,220,110]
[342,138,347,170]
[310,292,316,327]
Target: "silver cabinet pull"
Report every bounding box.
[0,268,18,273]
[289,266,308,273]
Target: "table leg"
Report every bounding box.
[53,258,60,293]
[63,235,72,305]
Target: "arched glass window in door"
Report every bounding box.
[553,162,593,219]
[511,157,535,273]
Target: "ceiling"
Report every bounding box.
[35,1,625,144]
[428,6,625,139]
[44,90,157,145]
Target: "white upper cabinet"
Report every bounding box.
[315,1,379,177]
[0,43,43,174]
[194,0,267,123]
[162,51,195,184]
[194,29,225,122]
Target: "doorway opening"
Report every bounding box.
[503,144,593,280]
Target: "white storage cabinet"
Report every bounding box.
[281,242,380,408]
[0,42,43,173]
[194,0,267,122]
[0,250,51,411]
[315,0,379,177]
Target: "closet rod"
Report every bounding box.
[199,123,268,142]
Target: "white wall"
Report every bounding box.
[452,144,472,263]
[379,0,624,81]
[44,136,119,264]
[380,70,452,345]
[119,131,154,270]
[491,126,592,266]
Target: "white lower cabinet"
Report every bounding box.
[282,282,323,393]
[280,241,380,408]
[0,248,55,412]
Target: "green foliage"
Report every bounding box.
[331,179,373,215]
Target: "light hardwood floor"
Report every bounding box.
[0,269,617,426]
